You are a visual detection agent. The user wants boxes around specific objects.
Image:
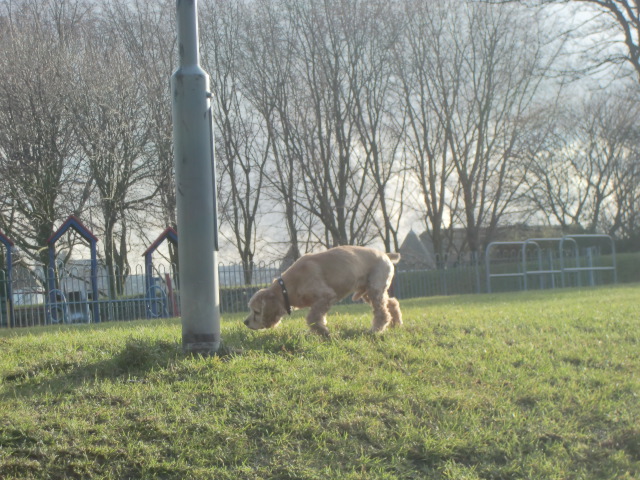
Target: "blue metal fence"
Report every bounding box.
[0,244,619,329]
[0,263,179,328]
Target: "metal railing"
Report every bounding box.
[485,234,617,293]
[0,245,621,329]
[0,263,179,328]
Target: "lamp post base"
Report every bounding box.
[182,333,220,356]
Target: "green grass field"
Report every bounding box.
[1,285,639,479]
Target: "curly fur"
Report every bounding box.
[244,246,402,336]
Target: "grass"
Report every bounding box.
[0,285,639,479]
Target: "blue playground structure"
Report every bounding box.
[0,230,15,327]
[46,216,100,324]
[143,227,178,319]
[0,217,180,328]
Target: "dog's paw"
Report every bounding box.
[370,323,390,334]
[308,323,331,338]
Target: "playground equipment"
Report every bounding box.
[46,216,100,324]
[0,219,184,327]
[45,289,92,325]
[485,234,616,293]
[0,230,14,327]
[143,227,178,319]
[559,235,617,287]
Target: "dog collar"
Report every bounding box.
[277,277,292,315]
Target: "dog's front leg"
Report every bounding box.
[306,295,335,337]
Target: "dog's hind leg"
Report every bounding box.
[367,258,396,333]
[387,297,402,327]
[370,290,392,333]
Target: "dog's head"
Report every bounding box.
[244,288,287,330]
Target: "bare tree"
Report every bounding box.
[526,92,640,236]
[442,2,556,254]
[201,0,271,281]
[395,0,459,259]
[2,0,596,270]
[349,0,405,252]
[72,28,154,295]
[527,0,640,81]
[239,0,308,261]
[99,0,178,267]
[0,0,90,267]
[289,0,379,247]
[608,140,640,249]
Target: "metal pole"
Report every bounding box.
[171,0,220,355]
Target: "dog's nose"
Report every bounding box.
[244,318,250,326]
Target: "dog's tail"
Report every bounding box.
[386,252,401,264]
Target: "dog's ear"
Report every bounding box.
[249,288,270,312]
[249,288,267,303]
[260,291,287,327]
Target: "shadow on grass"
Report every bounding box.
[1,326,314,397]
[1,312,404,402]
[1,337,183,398]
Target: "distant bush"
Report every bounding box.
[616,252,640,283]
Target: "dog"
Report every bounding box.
[244,245,402,336]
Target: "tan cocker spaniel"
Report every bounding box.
[244,246,402,336]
